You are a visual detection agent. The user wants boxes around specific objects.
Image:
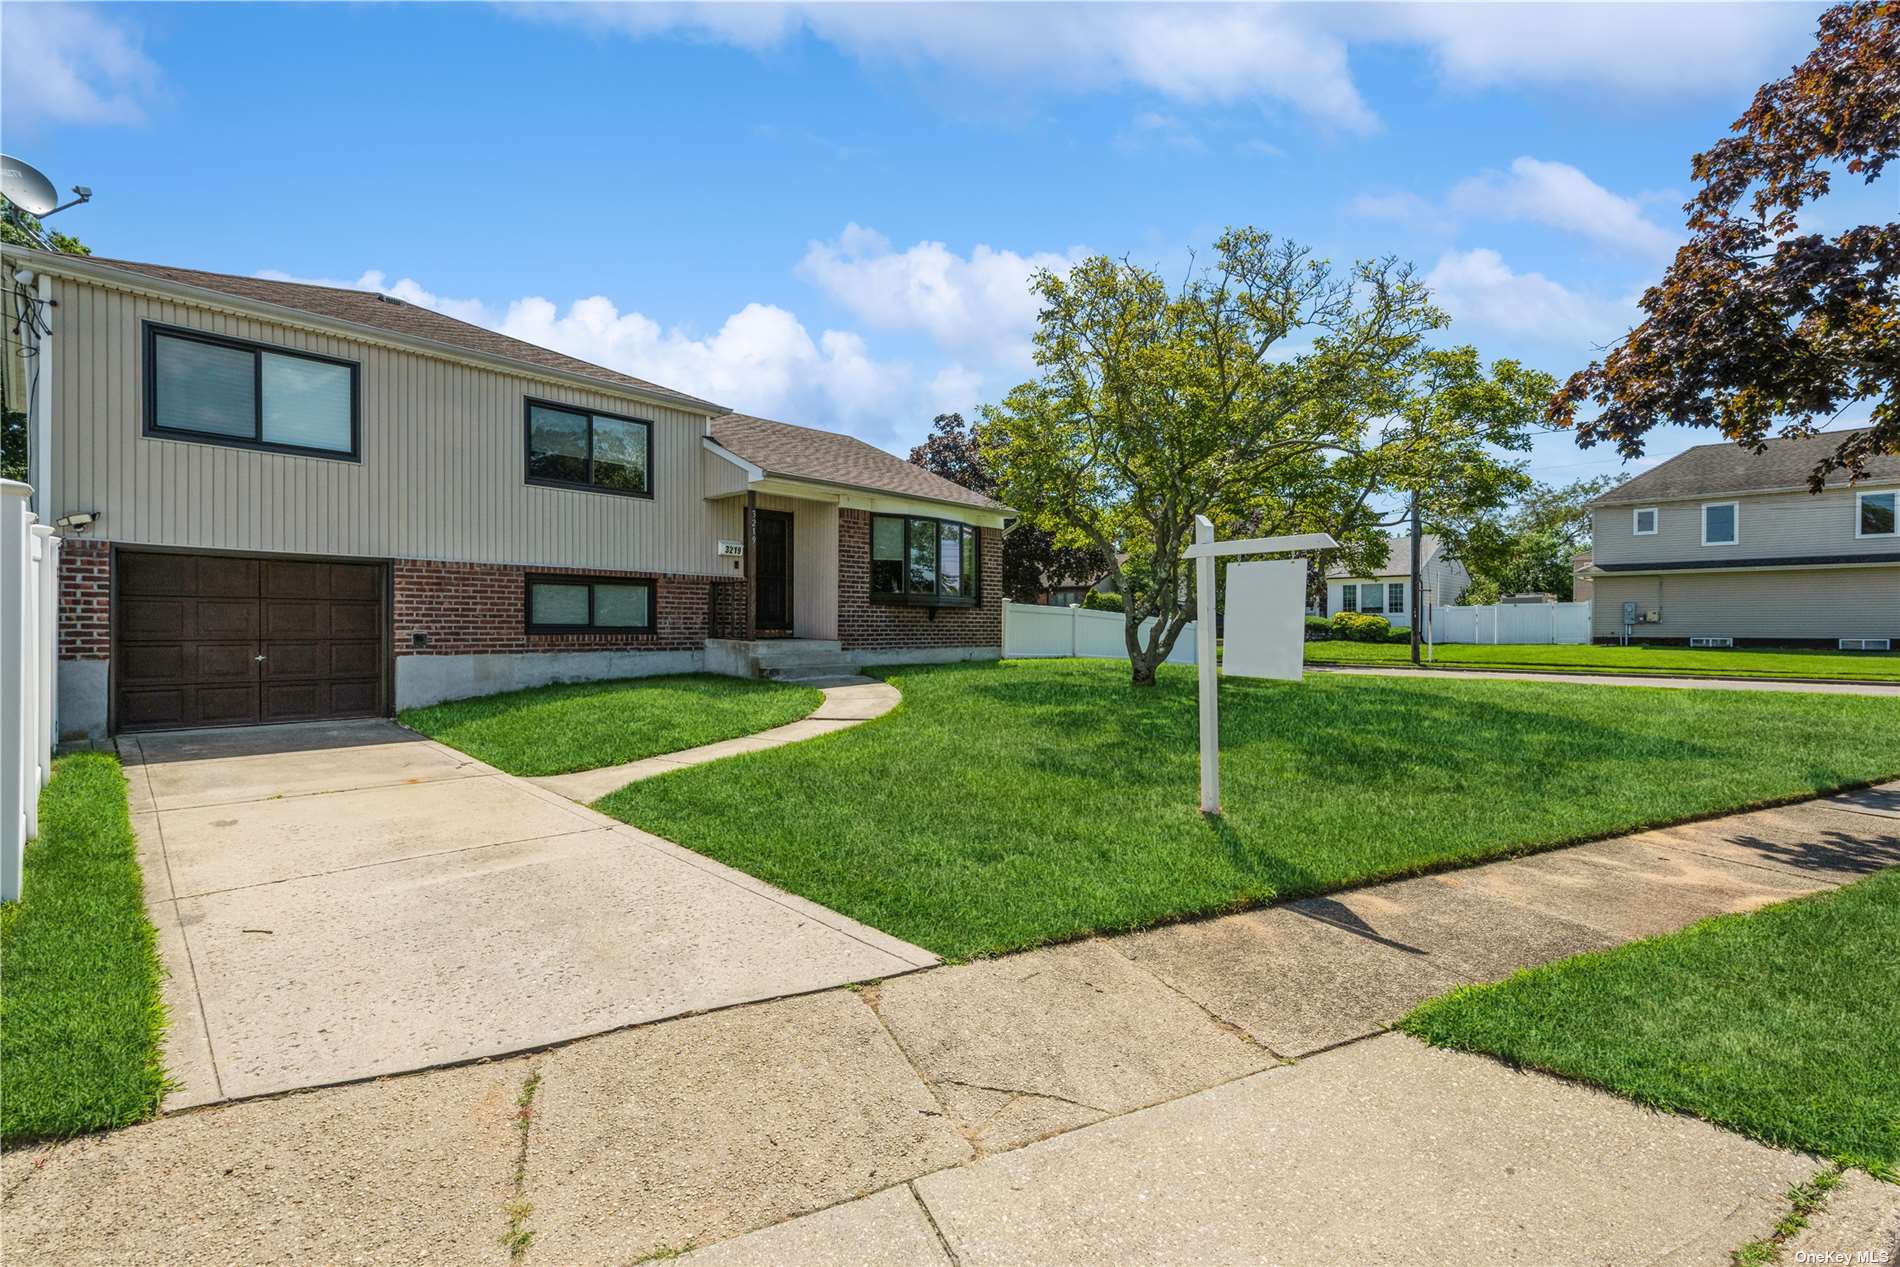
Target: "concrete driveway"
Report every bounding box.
[122,720,934,1106]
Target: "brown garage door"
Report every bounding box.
[115,550,388,733]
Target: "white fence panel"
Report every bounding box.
[2,480,59,903]
[1004,602,1197,665]
[1429,601,1591,645]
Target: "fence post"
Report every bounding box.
[2,481,33,902]
[34,527,58,783]
[1069,603,1079,658]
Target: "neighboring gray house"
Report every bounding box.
[1584,429,1899,647]
[1324,535,1469,629]
[2,247,1012,738]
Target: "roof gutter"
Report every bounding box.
[2,246,730,419]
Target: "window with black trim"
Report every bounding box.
[525,575,656,633]
[144,323,359,458]
[869,514,979,606]
[525,398,652,496]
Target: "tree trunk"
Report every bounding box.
[1129,654,1158,687]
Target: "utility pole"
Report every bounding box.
[1409,493,1423,666]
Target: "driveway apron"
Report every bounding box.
[122,719,934,1106]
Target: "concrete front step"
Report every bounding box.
[758,657,859,680]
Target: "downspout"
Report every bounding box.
[27,272,55,518]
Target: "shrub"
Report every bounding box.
[1080,590,1125,613]
[1305,616,1333,642]
[1329,611,1392,642]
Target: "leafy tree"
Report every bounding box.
[1551,2,1899,486]
[1459,476,1619,602]
[982,227,1544,686]
[906,412,1108,603]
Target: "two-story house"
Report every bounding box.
[1584,430,1899,647]
[1323,534,1470,629]
[2,248,1011,739]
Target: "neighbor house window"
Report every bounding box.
[1858,490,1897,538]
[1633,507,1658,535]
[869,514,978,606]
[1357,582,1385,614]
[145,323,358,458]
[1701,501,1739,546]
[525,575,655,633]
[1340,585,1357,613]
[525,398,652,496]
[1388,583,1406,613]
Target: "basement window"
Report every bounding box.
[525,575,655,633]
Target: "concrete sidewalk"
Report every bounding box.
[1310,663,1900,695]
[6,782,1896,1265]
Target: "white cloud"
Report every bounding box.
[796,224,1086,368]
[0,2,162,129]
[1424,248,1637,347]
[530,2,1380,133]
[1364,2,1815,99]
[1449,157,1677,258]
[1347,190,1456,237]
[254,266,952,448]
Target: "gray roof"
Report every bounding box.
[1592,429,1899,505]
[72,255,726,415]
[709,413,1009,513]
[1327,534,1439,578]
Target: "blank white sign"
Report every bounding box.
[1221,558,1307,682]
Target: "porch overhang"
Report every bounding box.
[701,436,1012,528]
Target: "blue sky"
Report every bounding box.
[3,1,1874,488]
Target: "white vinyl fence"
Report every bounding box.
[2,480,60,903]
[1004,602,1199,664]
[1429,601,1591,645]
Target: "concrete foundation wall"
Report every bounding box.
[57,659,109,741]
[852,646,1001,668]
[395,649,705,710]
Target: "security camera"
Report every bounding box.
[55,512,95,532]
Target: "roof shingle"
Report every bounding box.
[1592,429,1899,504]
[710,413,1008,513]
[72,256,725,414]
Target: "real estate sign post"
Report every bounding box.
[1182,519,1337,815]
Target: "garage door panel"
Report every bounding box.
[120,597,187,640]
[195,643,260,681]
[195,600,261,640]
[264,601,325,639]
[329,564,382,601]
[115,550,388,734]
[119,553,197,596]
[197,556,261,598]
[330,602,381,639]
[264,560,329,600]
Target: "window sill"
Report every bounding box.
[524,476,655,501]
[869,594,981,609]
[144,427,361,463]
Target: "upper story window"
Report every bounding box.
[145,324,358,459]
[1632,507,1658,535]
[1701,501,1739,546]
[1858,491,1897,538]
[870,514,979,606]
[525,398,652,497]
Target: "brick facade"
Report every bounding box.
[58,537,111,661]
[836,509,1004,652]
[393,559,717,656]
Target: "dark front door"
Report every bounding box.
[114,549,389,733]
[754,509,793,632]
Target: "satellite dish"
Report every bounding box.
[2,154,60,216]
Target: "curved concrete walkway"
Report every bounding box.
[1311,663,1900,696]
[532,676,902,803]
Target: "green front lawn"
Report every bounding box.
[399,674,824,776]
[1403,871,1900,1177]
[1,754,168,1145]
[597,659,1900,959]
[1305,640,1900,682]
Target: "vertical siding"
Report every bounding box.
[47,275,731,575]
[752,492,840,639]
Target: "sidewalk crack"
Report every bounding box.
[502,1068,544,1263]
[908,1180,963,1267]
